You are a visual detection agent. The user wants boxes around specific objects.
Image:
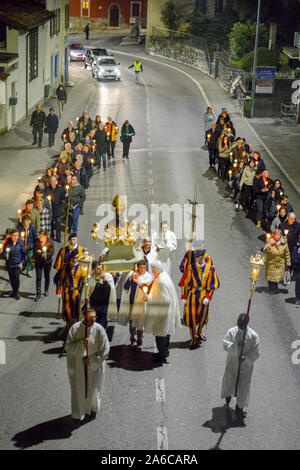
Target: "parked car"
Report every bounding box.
[83,47,111,68]
[92,56,121,81]
[69,42,86,61]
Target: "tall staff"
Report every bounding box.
[234,252,265,397]
[187,183,199,268]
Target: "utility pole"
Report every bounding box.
[250,0,262,119]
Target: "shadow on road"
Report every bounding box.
[107,344,161,371]
[19,310,60,319]
[12,415,74,449]
[169,340,191,350]
[203,405,245,450]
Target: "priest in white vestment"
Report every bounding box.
[152,221,177,275]
[118,260,153,348]
[65,310,110,422]
[136,236,158,273]
[142,262,181,364]
[221,314,260,422]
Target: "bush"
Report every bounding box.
[161,1,185,31]
[229,21,268,59]
[240,47,280,68]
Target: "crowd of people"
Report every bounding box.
[203,106,300,304]
[0,96,298,428]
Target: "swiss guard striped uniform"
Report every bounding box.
[179,251,212,300]
[54,263,86,328]
[54,244,86,271]
[179,258,219,346]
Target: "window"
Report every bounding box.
[55,53,59,79]
[0,21,6,49]
[29,28,38,82]
[131,2,141,17]
[65,3,69,29]
[50,9,60,36]
[55,9,60,34]
[81,1,89,17]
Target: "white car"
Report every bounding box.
[92,56,121,81]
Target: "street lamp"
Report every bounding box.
[250,0,262,119]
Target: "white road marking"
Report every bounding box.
[157,426,169,450]
[156,378,166,403]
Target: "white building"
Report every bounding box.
[0,0,69,133]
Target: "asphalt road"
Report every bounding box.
[0,40,299,451]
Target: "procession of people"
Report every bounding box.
[1,90,298,430]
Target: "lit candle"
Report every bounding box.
[284,229,289,237]
[264,180,268,187]
[63,134,66,141]
[228,170,232,180]
[17,209,22,216]
[266,233,271,240]
[276,205,281,211]
[0,243,3,251]
[76,117,79,121]
[6,247,10,257]
[91,158,95,164]
[107,132,110,136]
[255,161,258,166]
[142,285,148,294]
[20,231,25,240]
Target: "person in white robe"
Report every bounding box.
[65,309,110,423]
[136,236,158,273]
[81,260,117,327]
[152,221,177,275]
[118,260,153,348]
[142,262,181,364]
[221,313,260,422]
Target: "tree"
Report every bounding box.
[229,21,268,59]
[160,1,186,31]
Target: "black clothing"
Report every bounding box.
[30,110,46,128]
[33,240,54,267]
[279,220,300,253]
[45,185,65,217]
[46,113,59,133]
[206,128,220,166]
[155,335,170,362]
[94,129,108,153]
[56,84,67,102]
[90,280,111,308]
[7,267,21,296]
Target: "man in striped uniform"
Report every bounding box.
[54,233,86,271]
[54,251,87,328]
[179,249,219,349]
[179,240,212,300]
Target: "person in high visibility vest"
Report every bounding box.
[128,58,143,84]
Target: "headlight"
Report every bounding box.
[115,70,120,77]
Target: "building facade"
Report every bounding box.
[0,0,69,133]
[69,0,147,31]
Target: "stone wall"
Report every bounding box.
[69,16,129,32]
[148,37,210,75]
[211,52,251,93]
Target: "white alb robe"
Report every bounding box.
[221,326,260,408]
[65,321,110,420]
[143,271,181,337]
[118,270,153,329]
[152,230,177,275]
[142,247,158,273]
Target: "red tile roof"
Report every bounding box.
[0,0,55,31]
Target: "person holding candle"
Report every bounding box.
[121,120,135,160]
[279,212,300,257]
[56,154,71,186]
[118,260,153,349]
[263,229,291,295]
[218,134,233,181]
[271,205,288,233]
[206,122,220,169]
[61,121,75,142]
[253,169,273,228]
[2,229,26,300]
[203,107,215,148]
[76,120,86,141]
[18,215,38,277]
[35,198,51,233]
[105,117,118,160]
[68,132,79,151]
[60,142,73,165]
[33,230,54,301]
[21,199,40,233]
[239,159,257,212]
[136,236,158,273]
[265,189,280,230]
[45,176,65,243]
[252,151,265,172]
[179,249,220,349]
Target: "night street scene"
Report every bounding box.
[0,0,300,454]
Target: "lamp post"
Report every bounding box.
[250,0,262,119]
[234,252,265,397]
